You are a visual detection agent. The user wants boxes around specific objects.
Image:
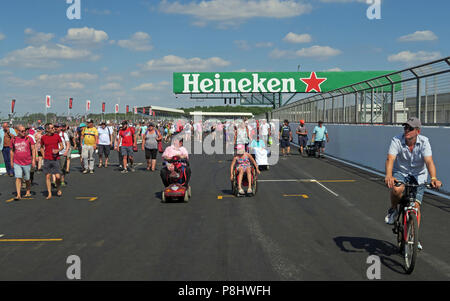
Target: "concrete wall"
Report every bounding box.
[290,123,450,194]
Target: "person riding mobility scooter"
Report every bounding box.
[160,139,191,202]
[230,144,260,197]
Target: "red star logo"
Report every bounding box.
[300,72,327,93]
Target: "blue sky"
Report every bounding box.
[0,0,448,117]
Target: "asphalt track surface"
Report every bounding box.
[0,141,449,281]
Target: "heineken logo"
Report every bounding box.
[173,71,399,94]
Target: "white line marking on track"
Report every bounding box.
[312,180,339,197]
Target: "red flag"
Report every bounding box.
[46,95,51,108]
[134,107,137,114]
[143,108,146,114]
[102,102,106,113]
[69,98,73,109]
[86,100,91,111]
[115,104,119,113]
[126,105,129,113]
[11,99,16,114]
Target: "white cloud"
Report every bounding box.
[63,27,109,44]
[100,83,122,91]
[295,45,341,59]
[319,0,367,3]
[24,28,55,45]
[106,75,123,82]
[0,33,5,41]
[141,55,231,71]
[398,30,438,42]
[323,67,343,72]
[269,48,296,59]
[159,0,312,27]
[6,73,98,88]
[0,44,99,68]
[234,40,251,51]
[132,81,170,91]
[255,42,274,48]
[283,32,312,43]
[270,45,341,60]
[117,32,153,52]
[235,40,273,51]
[387,51,441,64]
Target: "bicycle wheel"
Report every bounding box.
[404,212,419,274]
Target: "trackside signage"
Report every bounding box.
[173,71,397,94]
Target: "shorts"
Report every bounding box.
[14,164,31,180]
[98,145,111,158]
[145,148,158,160]
[314,140,325,149]
[43,160,61,175]
[298,135,308,147]
[120,146,134,157]
[281,138,290,148]
[393,172,425,204]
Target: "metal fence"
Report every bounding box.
[268,57,450,125]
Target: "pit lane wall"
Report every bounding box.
[289,123,450,195]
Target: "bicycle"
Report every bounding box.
[391,177,437,274]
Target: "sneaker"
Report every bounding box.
[129,167,135,172]
[384,208,398,225]
[90,170,94,174]
[247,188,253,194]
[238,188,245,195]
[82,170,88,174]
[418,241,423,251]
[121,169,128,174]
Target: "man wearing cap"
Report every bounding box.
[81,120,99,174]
[117,120,136,173]
[384,117,442,250]
[296,120,308,155]
[97,121,113,168]
[311,120,329,158]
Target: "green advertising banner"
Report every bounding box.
[173,71,398,94]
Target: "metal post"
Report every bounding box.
[323,98,326,122]
[371,88,374,124]
[390,84,395,124]
[331,96,334,123]
[433,75,437,123]
[343,95,346,123]
[416,78,421,119]
[424,78,428,123]
[355,92,358,123]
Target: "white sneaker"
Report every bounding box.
[238,188,245,195]
[247,188,253,194]
[384,208,398,225]
[418,241,423,251]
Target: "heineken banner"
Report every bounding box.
[173,71,398,94]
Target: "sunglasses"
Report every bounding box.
[403,125,415,132]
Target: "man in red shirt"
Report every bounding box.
[116,120,137,173]
[40,123,64,199]
[10,125,36,200]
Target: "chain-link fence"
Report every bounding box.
[268,57,450,125]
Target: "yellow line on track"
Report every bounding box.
[0,238,63,242]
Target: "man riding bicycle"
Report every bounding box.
[384,117,442,250]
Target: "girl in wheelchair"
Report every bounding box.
[230,144,260,195]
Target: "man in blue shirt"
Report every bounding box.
[311,121,329,158]
[384,117,442,250]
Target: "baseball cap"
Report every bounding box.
[300,119,305,124]
[87,119,94,124]
[80,123,86,127]
[402,117,421,129]
[236,144,245,155]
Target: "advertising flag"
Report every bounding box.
[69,98,73,109]
[102,102,106,113]
[11,99,16,114]
[46,95,51,108]
[115,104,119,113]
[86,100,91,111]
